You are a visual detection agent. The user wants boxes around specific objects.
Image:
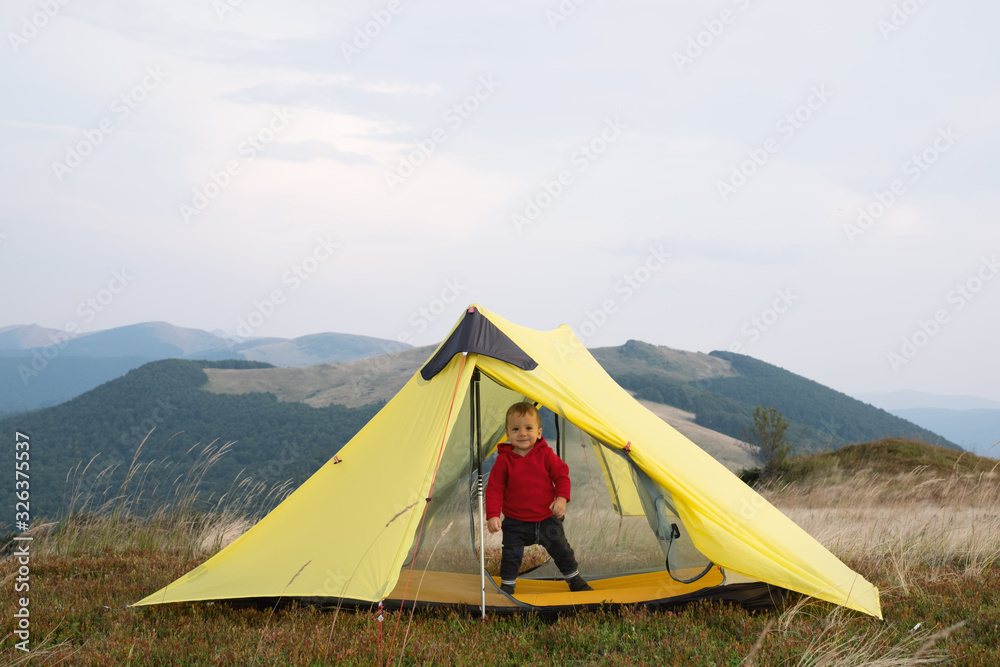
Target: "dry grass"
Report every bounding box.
[766,465,1000,584]
[29,432,293,559]
[744,599,965,666]
[4,442,998,664]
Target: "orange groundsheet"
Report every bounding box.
[385,567,726,608]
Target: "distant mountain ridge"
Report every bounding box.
[889,408,999,457]
[854,391,1000,456]
[0,324,68,350]
[589,341,959,453]
[203,337,960,453]
[0,359,381,522]
[0,321,411,416]
[0,338,971,524]
[855,390,1000,411]
[0,321,409,362]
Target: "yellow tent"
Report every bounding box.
[135,305,881,618]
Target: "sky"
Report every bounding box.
[3,0,999,402]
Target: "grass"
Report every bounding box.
[3,440,999,665]
[33,433,293,560]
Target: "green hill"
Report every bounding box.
[1,359,380,524]
[767,438,1000,490]
[592,341,958,453]
[807,438,999,475]
[2,340,963,528]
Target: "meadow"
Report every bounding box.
[3,441,999,665]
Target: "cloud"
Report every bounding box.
[264,140,373,164]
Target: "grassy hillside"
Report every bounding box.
[3,339,964,526]
[590,339,737,382]
[4,437,996,664]
[633,399,755,471]
[591,342,958,453]
[202,344,435,409]
[705,351,957,449]
[780,438,1000,483]
[203,339,962,461]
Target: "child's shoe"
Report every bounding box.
[568,575,593,592]
[500,583,516,595]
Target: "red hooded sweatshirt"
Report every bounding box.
[485,437,571,522]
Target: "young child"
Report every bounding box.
[485,402,593,595]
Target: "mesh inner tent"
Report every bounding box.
[400,371,714,598]
[510,411,713,583]
[404,371,524,577]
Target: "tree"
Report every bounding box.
[742,405,790,481]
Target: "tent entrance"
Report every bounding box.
[399,367,715,609]
[513,410,715,586]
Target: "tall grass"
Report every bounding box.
[30,431,294,559]
[744,599,965,666]
[6,444,997,664]
[765,464,1000,584]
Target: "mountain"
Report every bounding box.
[0,322,409,362]
[854,390,1000,411]
[202,344,436,409]
[201,338,956,454]
[1,359,381,522]
[201,345,757,469]
[854,391,1000,456]
[199,331,404,367]
[888,408,999,457]
[1,338,964,525]
[0,322,411,417]
[0,356,155,415]
[590,341,959,452]
[0,324,68,350]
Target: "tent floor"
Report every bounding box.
[379,566,787,613]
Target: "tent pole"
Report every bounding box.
[478,472,486,619]
[473,368,486,619]
[555,412,561,459]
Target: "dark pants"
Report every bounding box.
[500,516,580,585]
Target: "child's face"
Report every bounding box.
[506,412,542,456]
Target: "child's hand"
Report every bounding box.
[550,497,567,519]
[487,517,502,533]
